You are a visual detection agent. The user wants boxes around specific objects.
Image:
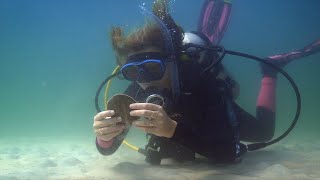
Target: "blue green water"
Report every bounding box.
[0,0,320,153]
[1,0,320,179]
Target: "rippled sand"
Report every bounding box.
[1,135,319,180]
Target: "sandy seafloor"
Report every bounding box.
[1,133,320,180]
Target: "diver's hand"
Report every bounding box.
[129,103,177,138]
[93,110,126,141]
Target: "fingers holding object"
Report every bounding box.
[95,125,125,135]
[132,119,155,128]
[134,124,159,135]
[93,116,123,129]
[96,130,123,141]
[130,109,157,119]
[129,103,161,111]
[94,110,115,121]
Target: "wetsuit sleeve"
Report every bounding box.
[95,83,137,156]
[95,129,129,155]
[171,120,194,142]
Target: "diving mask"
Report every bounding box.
[121,52,170,83]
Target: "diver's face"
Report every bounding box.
[125,48,172,90]
[138,62,171,90]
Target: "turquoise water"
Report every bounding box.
[1,0,319,139]
[1,0,320,179]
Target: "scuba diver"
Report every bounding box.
[93,0,320,164]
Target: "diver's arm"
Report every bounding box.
[95,117,131,155]
[96,138,114,148]
[170,121,194,140]
[96,129,129,156]
[95,138,118,155]
[95,83,138,156]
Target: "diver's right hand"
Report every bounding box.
[93,110,126,142]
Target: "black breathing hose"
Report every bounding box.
[95,43,301,152]
[185,43,301,151]
[95,71,121,112]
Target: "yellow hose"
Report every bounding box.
[122,139,139,151]
[104,66,121,108]
[104,66,140,152]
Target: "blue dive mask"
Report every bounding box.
[120,52,169,83]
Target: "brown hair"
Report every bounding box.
[110,22,167,66]
[110,0,184,66]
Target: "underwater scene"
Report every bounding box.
[1,0,320,179]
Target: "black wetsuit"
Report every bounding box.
[96,59,275,164]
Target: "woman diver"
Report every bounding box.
[93,0,320,164]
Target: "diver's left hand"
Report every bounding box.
[129,103,177,138]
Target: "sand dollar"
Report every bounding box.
[107,94,139,127]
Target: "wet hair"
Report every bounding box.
[111,22,167,66]
[110,0,184,66]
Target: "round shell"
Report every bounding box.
[106,94,139,127]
